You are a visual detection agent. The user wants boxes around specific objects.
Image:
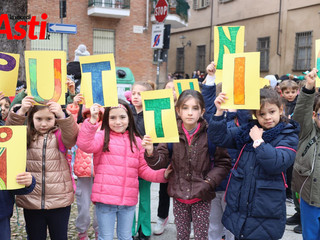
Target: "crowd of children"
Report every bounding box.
[2,47,320,240]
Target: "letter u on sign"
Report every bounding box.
[25,51,66,105]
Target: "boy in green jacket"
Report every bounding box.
[292,68,320,240]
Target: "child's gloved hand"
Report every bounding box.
[141,135,154,156]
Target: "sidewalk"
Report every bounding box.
[146,183,302,240]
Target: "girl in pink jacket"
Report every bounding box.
[76,99,171,240]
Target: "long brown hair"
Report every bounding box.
[26,105,56,147]
[175,89,205,111]
[100,99,140,152]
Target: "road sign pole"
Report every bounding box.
[156,49,162,88]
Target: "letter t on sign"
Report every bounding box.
[144,98,171,138]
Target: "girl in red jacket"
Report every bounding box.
[76,99,171,240]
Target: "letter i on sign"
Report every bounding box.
[234,57,245,105]
[222,52,260,110]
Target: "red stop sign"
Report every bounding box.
[154,0,168,23]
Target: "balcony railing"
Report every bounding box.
[88,0,130,9]
[88,0,130,18]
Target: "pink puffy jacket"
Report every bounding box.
[67,104,102,177]
[76,119,167,206]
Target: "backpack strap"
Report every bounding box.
[55,129,67,154]
[167,142,173,159]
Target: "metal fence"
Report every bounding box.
[88,0,130,9]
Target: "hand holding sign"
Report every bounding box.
[16,172,32,187]
[89,103,101,124]
[47,101,64,119]
[214,92,228,116]
[17,96,35,116]
[142,135,154,156]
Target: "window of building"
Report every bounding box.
[193,0,209,9]
[294,31,312,71]
[31,26,68,55]
[93,29,115,55]
[196,45,206,72]
[257,37,270,72]
[176,48,184,73]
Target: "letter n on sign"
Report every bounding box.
[141,89,179,143]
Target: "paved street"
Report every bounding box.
[10,183,303,239]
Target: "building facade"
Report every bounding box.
[168,0,320,78]
[26,0,189,86]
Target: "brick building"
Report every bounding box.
[27,0,188,87]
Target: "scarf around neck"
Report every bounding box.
[235,120,286,151]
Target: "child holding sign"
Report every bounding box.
[142,90,231,240]
[76,99,171,240]
[130,81,155,240]
[6,96,79,240]
[209,88,300,240]
[0,172,35,240]
[291,68,320,240]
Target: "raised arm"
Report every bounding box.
[292,68,318,140]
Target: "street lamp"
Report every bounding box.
[180,35,191,48]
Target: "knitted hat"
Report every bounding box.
[74,44,90,61]
[16,80,26,91]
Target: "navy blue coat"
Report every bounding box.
[201,84,251,191]
[0,176,36,221]
[208,115,299,240]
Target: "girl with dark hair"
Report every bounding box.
[142,90,231,240]
[6,96,79,240]
[209,88,300,240]
[76,99,171,240]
